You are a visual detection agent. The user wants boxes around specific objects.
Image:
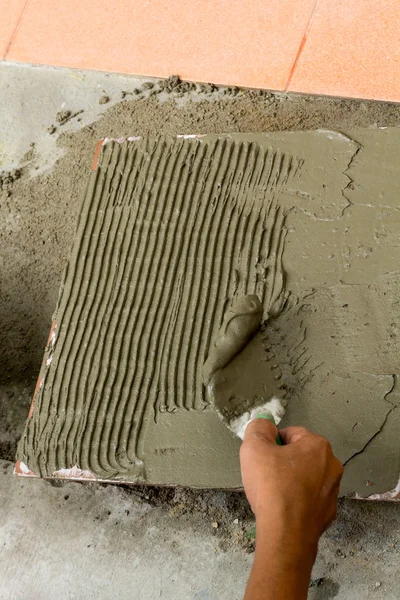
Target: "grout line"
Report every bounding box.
[3,0,31,60]
[285,0,320,91]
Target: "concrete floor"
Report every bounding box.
[0,62,153,172]
[0,62,400,599]
[1,460,254,600]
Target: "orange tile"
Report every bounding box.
[7,0,317,91]
[0,0,27,58]
[288,0,400,101]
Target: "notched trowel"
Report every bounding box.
[202,295,287,441]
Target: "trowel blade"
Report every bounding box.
[206,330,287,437]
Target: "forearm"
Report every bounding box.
[244,519,317,600]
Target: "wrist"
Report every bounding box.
[248,520,316,600]
[255,512,319,565]
[244,511,318,600]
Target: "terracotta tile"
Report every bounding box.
[7,0,317,91]
[0,0,27,58]
[288,0,400,101]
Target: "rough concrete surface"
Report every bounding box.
[1,62,400,598]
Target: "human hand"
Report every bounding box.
[240,419,343,551]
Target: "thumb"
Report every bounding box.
[244,416,279,444]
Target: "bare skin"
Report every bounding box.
[240,418,344,600]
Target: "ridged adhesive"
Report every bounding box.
[18,135,299,479]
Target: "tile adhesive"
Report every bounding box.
[17,132,400,497]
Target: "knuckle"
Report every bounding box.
[336,459,344,476]
[320,435,331,448]
[294,426,309,436]
[315,435,332,453]
[240,435,262,454]
[250,430,269,442]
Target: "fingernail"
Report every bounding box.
[255,412,275,424]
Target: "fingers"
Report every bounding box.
[244,417,279,445]
[279,426,315,445]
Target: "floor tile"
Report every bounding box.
[288,0,400,101]
[7,0,317,90]
[1,0,27,58]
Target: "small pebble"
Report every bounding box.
[211,521,219,529]
[167,74,180,89]
[56,109,71,123]
[99,95,110,105]
[233,518,239,525]
[375,582,381,588]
